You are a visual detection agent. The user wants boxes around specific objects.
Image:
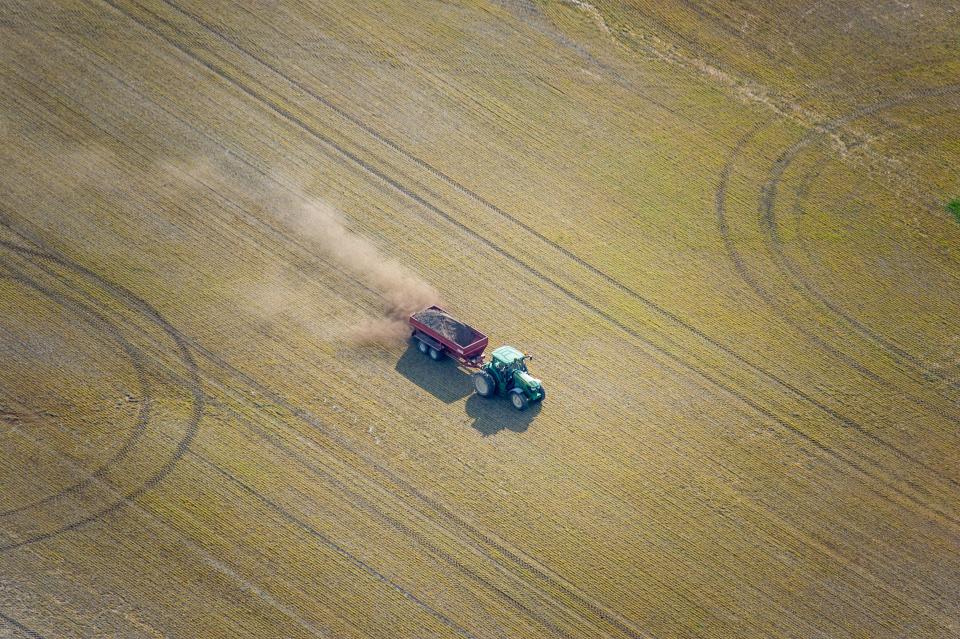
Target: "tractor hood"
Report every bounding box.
[516,371,541,389]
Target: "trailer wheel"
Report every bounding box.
[428,347,444,361]
[417,340,429,354]
[510,389,529,411]
[473,371,495,398]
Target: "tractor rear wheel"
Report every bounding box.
[510,389,529,411]
[429,346,443,361]
[472,371,496,398]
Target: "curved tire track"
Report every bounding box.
[0,269,152,519]
[717,118,960,492]
[760,88,960,392]
[2,239,487,639]
[0,612,46,639]
[0,234,204,552]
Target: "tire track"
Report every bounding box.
[786,152,960,395]
[760,84,960,382]
[5,319,478,637]
[1,240,487,639]
[99,0,960,526]
[0,264,152,520]
[717,121,960,490]
[0,612,46,639]
[0,235,204,552]
[759,87,960,391]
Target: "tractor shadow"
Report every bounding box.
[395,343,473,403]
[465,393,541,437]
[395,342,542,434]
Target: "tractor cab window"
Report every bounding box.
[497,356,525,373]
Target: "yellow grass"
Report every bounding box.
[1,1,958,637]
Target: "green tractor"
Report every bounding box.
[471,346,545,411]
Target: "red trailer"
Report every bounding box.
[409,305,488,368]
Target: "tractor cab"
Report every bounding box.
[491,345,528,374]
[473,345,545,410]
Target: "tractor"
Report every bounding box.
[471,346,545,411]
[409,306,546,411]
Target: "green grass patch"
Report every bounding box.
[948,198,960,223]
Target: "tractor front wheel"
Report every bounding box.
[473,371,496,398]
[510,389,529,411]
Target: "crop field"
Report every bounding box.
[1,1,959,637]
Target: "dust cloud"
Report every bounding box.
[28,143,440,348]
[277,197,441,345]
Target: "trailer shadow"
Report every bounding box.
[465,394,541,437]
[394,343,473,403]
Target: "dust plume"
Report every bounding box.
[31,143,439,348]
[149,154,440,346]
[278,198,441,346]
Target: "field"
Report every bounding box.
[2,1,959,637]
